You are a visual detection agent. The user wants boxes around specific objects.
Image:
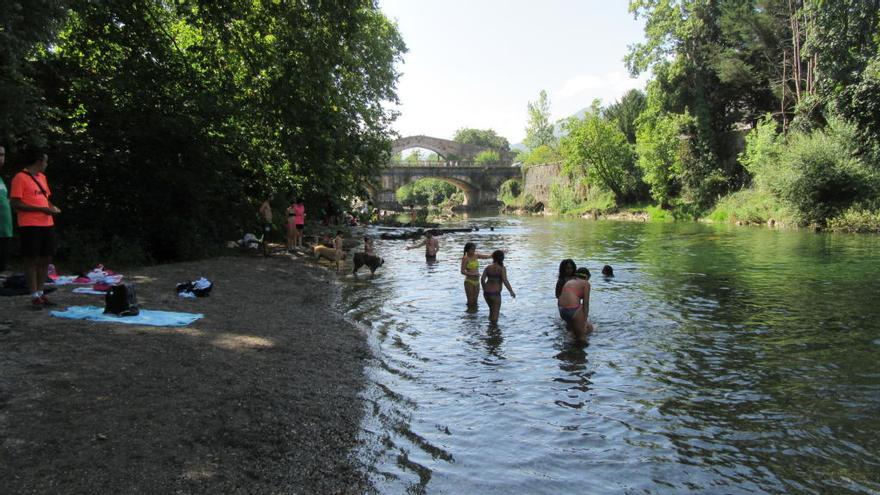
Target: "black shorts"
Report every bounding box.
[425,254,437,262]
[295,224,304,231]
[19,226,56,258]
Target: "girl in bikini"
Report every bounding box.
[555,259,577,298]
[481,250,515,324]
[557,267,594,345]
[460,242,493,312]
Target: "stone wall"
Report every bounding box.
[523,163,568,206]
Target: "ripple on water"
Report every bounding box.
[350,216,880,494]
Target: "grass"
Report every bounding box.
[707,188,791,224]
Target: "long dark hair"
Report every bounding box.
[558,259,576,279]
[492,250,504,266]
[463,242,476,255]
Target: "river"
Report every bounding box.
[341,214,880,494]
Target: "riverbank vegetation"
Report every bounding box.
[1,0,405,263]
[503,1,880,232]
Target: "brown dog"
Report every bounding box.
[313,245,343,261]
[352,252,384,274]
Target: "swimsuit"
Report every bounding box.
[483,268,502,295]
[465,258,480,286]
[559,284,584,322]
[559,306,580,322]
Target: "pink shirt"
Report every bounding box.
[292,204,305,225]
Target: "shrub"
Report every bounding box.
[828,208,880,233]
[474,150,501,166]
[498,178,522,205]
[707,188,790,224]
[646,205,674,222]
[523,144,562,168]
[549,182,581,214]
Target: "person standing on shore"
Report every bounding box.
[0,146,12,275]
[259,194,273,255]
[291,198,305,249]
[460,242,493,312]
[333,230,344,271]
[10,148,61,309]
[557,267,594,345]
[481,250,515,324]
[407,230,440,262]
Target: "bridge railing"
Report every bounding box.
[387,160,514,168]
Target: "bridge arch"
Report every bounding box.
[392,135,491,161]
[393,174,480,207]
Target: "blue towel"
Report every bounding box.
[51,306,203,327]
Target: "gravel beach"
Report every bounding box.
[0,254,372,494]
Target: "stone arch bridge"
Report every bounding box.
[373,135,521,210]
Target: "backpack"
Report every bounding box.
[104,283,140,316]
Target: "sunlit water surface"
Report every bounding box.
[341,216,880,494]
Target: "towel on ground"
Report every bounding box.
[50,306,203,327]
[72,288,107,295]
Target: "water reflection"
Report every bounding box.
[347,216,880,494]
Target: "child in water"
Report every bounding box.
[555,259,577,298]
[557,267,594,345]
[481,250,515,324]
[602,265,614,277]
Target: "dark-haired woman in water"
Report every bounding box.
[555,259,577,298]
[481,250,515,324]
[557,267,594,344]
[461,242,493,311]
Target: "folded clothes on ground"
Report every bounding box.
[50,306,203,326]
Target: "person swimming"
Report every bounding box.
[481,250,515,324]
[602,265,614,277]
[557,267,594,345]
[460,242,493,312]
[555,259,577,298]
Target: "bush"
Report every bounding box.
[523,144,562,168]
[498,178,522,205]
[828,208,880,233]
[774,117,878,225]
[646,204,674,222]
[474,150,501,166]
[707,188,790,224]
[549,182,581,214]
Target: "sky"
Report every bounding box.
[378,0,650,145]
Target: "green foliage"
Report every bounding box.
[708,188,790,224]
[2,0,406,262]
[828,208,880,233]
[646,205,674,222]
[522,144,561,168]
[773,118,879,225]
[560,111,641,203]
[635,109,694,206]
[396,179,458,208]
[603,89,647,144]
[474,150,501,166]
[452,128,510,152]
[739,115,784,190]
[549,182,581,215]
[498,179,522,202]
[523,89,556,150]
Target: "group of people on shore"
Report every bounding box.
[0,146,61,309]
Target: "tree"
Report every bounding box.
[523,89,556,150]
[474,150,500,166]
[635,110,695,207]
[17,0,406,262]
[452,128,510,152]
[561,111,641,203]
[603,89,647,144]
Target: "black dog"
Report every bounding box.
[353,253,384,274]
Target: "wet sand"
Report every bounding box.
[0,253,371,494]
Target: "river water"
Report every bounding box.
[342,215,880,494]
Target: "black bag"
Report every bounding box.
[104,283,139,316]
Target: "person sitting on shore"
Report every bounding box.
[557,267,594,345]
[555,259,577,298]
[602,265,614,277]
[481,250,515,324]
[407,230,440,262]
